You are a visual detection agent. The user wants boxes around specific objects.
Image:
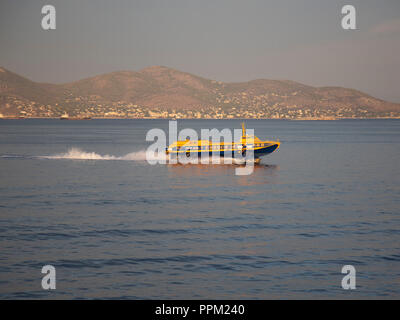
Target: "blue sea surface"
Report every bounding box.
[0,119,399,299]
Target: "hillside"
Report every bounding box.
[0,66,399,119]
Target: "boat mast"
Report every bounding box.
[241,122,246,154]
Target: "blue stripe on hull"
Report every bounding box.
[171,144,279,159]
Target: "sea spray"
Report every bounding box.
[41,147,162,161]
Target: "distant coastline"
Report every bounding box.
[1,66,399,120]
[1,116,399,120]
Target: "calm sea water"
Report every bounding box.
[0,119,399,299]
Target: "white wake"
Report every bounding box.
[41,147,165,161]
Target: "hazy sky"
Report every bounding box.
[1,0,399,102]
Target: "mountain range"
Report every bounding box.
[0,65,399,119]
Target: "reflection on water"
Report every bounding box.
[166,162,279,190]
[167,161,279,176]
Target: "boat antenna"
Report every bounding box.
[241,122,247,154]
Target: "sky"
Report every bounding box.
[0,0,399,102]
